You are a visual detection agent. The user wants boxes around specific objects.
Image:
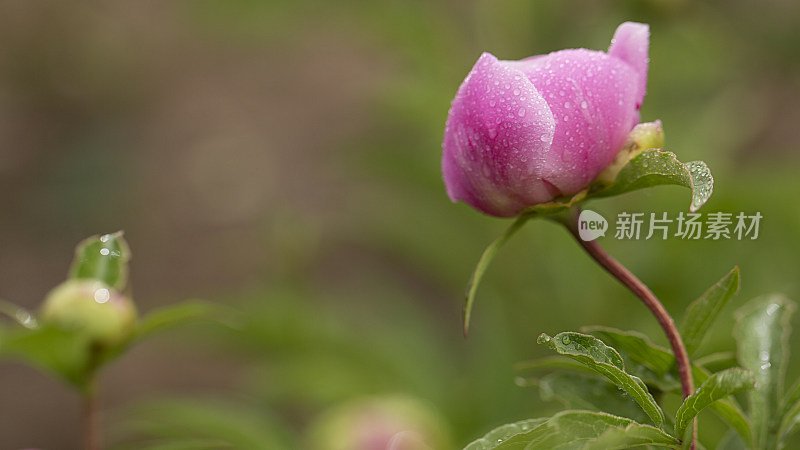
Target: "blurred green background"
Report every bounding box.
[1,0,799,448]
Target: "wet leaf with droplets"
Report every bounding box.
[590,149,714,212]
[674,368,755,441]
[582,326,754,446]
[463,418,548,450]
[583,326,675,377]
[464,410,680,449]
[734,294,796,449]
[538,331,666,428]
[69,231,131,291]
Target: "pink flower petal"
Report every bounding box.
[442,52,556,217]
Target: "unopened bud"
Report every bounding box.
[40,280,137,347]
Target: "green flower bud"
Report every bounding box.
[594,120,665,186]
[40,280,137,347]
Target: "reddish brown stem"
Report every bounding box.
[83,385,100,450]
[561,208,696,448]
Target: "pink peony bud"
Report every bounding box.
[308,396,450,450]
[442,22,649,217]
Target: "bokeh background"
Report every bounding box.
[1,0,799,448]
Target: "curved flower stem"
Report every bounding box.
[559,207,696,448]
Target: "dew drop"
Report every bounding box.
[580,101,588,109]
[94,288,111,304]
[517,107,526,117]
[561,335,571,345]
[564,101,571,108]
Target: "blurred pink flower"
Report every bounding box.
[442,22,649,217]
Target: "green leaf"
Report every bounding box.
[734,294,796,449]
[0,325,93,390]
[69,231,131,291]
[461,187,591,335]
[464,418,548,450]
[709,398,754,449]
[680,267,740,355]
[583,326,675,377]
[463,214,532,335]
[538,332,665,428]
[134,301,223,342]
[674,368,755,440]
[778,377,800,444]
[717,430,749,450]
[694,352,738,372]
[591,149,713,212]
[477,410,679,449]
[514,355,596,374]
[538,372,650,424]
[583,327,753,445]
